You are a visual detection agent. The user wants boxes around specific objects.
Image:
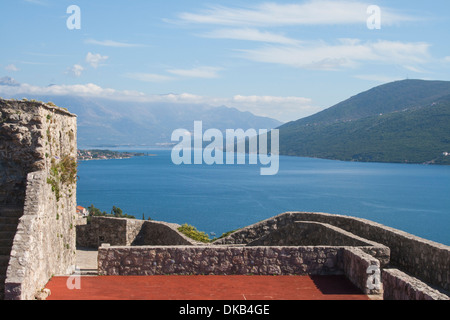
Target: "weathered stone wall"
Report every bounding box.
[247,221,390,266]
[1,99,77,300]
[98,246,343,276]
[97,244,387,294]
[214,211,450,292]
[382,269,449,300]
[131,220,197,246]
[248,221,374,246]
[76,217,196,248]
[77,217,129,248]
[341,247,382,295]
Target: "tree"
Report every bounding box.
[111,206,123,217]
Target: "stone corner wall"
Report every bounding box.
[1,99,77,300]
[97,245,345,277]
[382,268,449,300]
[214,211,450,292]
[76,217,197,248]
[341,247,382,295]
[96,244,385,296]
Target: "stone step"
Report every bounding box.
[0,224,18,233]
[0,255,10,267]
[0,239,13,248]
[0,216,20,225]
[0,247,12,256]
[0,207,23,218]
[0,276,5,299]
[0,265,8,275]
[80,269,98,276]
[0,232,16,241]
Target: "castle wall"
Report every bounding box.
[382,268,449,300]
[213,211,450,292]
[97,245,384,295]
[76,217,196,248]
[1,99,77,300]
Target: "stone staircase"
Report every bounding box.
[0,206,22,300]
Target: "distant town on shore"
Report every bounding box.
[77,149,150,161]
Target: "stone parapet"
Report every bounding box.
[382,268,449,300]
[76,217,199,248]
[214,211,450,291]
[98,246,343,276]
[1,99,77,300]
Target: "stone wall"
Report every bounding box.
[247,221,390,267]
[214,211,450,292]
[98,246,343,276]
[98,245,386,294]
[76,217,197,248]
[1,99,77,300]
[247,221,372,247]
[382,269,449,300]
[341,247,382,295]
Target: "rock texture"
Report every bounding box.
[382,268,449,300]
[76,217,199,248]
[214,211,450,292]
[98,246,343,277]
[0,99,77,300]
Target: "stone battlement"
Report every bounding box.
[0,99,77,300]
[1,98,448,300]
[88,213,449,300]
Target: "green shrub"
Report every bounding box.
[178,224,211,243]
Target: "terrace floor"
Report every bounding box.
[44,247,374,300]
[45,275,371,300]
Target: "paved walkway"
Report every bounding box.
[45,275,370,300]
[58,249,372,300]
[76,248,98,271]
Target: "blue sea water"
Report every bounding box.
[77,149,450,245]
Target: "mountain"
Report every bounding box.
[0,76,20,87]
[278,80,450,165]
[2,92,282,148]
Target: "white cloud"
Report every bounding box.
[66,64,84,77]
[354,74,403,83]
[240,39,431,71]
[0,81,315,122]
[5,64,19,72]
[402,65,427,74]
[201,28,300,45]
[86,52,109,68]
[0,82,144,101]
[444,56,450,63]
[167,66,222,79]
[228,95,318,122]
[177,1,417,27]
[125,73,175,83]
[24,0,47,5]
[85,39,146,48]
[126,66,223,82]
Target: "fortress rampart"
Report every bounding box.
[0,98,448,300]
[0,99,77,300]
[90,214,449,300]
[214,212,450,294]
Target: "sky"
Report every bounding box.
[1,0,450,123]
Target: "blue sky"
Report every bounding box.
[1,0,450,122]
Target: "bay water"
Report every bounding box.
[77,149,450,245]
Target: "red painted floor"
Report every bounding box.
[45,275,370,300]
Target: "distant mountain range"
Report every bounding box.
[278,79,450,165]
[3,77,450,165]
[0,78,282,148]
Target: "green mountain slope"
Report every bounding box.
[279,80,450,165]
